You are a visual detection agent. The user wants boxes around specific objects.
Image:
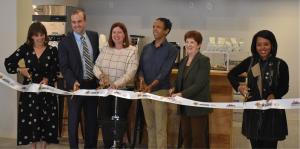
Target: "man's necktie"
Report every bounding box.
[81,35,94,79]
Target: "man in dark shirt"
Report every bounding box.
[138,17,179,148]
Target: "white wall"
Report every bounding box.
[298,1,300,145]
[17,0,32,46]
[0,0,32,139]
[0,0,17,138]
[32,0,79,6]
[80,0,299,99]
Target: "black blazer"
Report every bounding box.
[58,31,99,90]
[228,56,289,140]
[175,52,212,116]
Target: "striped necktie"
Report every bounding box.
[81,35,94,79]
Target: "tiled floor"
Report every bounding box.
[1,110,299,148]
[0,139,75,149]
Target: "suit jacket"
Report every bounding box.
[58,30,99,90]
[175,52,212,116]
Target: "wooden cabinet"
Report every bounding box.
[209,70,233,149]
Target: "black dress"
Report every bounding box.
[228,56,289,141]
[4,43,59,145]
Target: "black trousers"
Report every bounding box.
[99,95,132,148]
[181,115,209,148]
[250,139,278,149]
[68,80,98,149]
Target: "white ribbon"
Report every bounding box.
[1,72,300,110]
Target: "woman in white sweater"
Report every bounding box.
[93,22,139,148]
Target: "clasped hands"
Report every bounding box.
[168,88,182,97]
[138,79,151,93]
[138,77,182,98]
[138,78,160,93]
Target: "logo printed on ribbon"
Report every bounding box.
[1,71,300,110]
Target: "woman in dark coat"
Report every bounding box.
[170,30,212,148]
[228,30,289,149]
[4,22,59,148]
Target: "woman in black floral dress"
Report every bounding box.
[4,22,59,148]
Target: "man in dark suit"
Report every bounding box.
[58,8,99,148]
